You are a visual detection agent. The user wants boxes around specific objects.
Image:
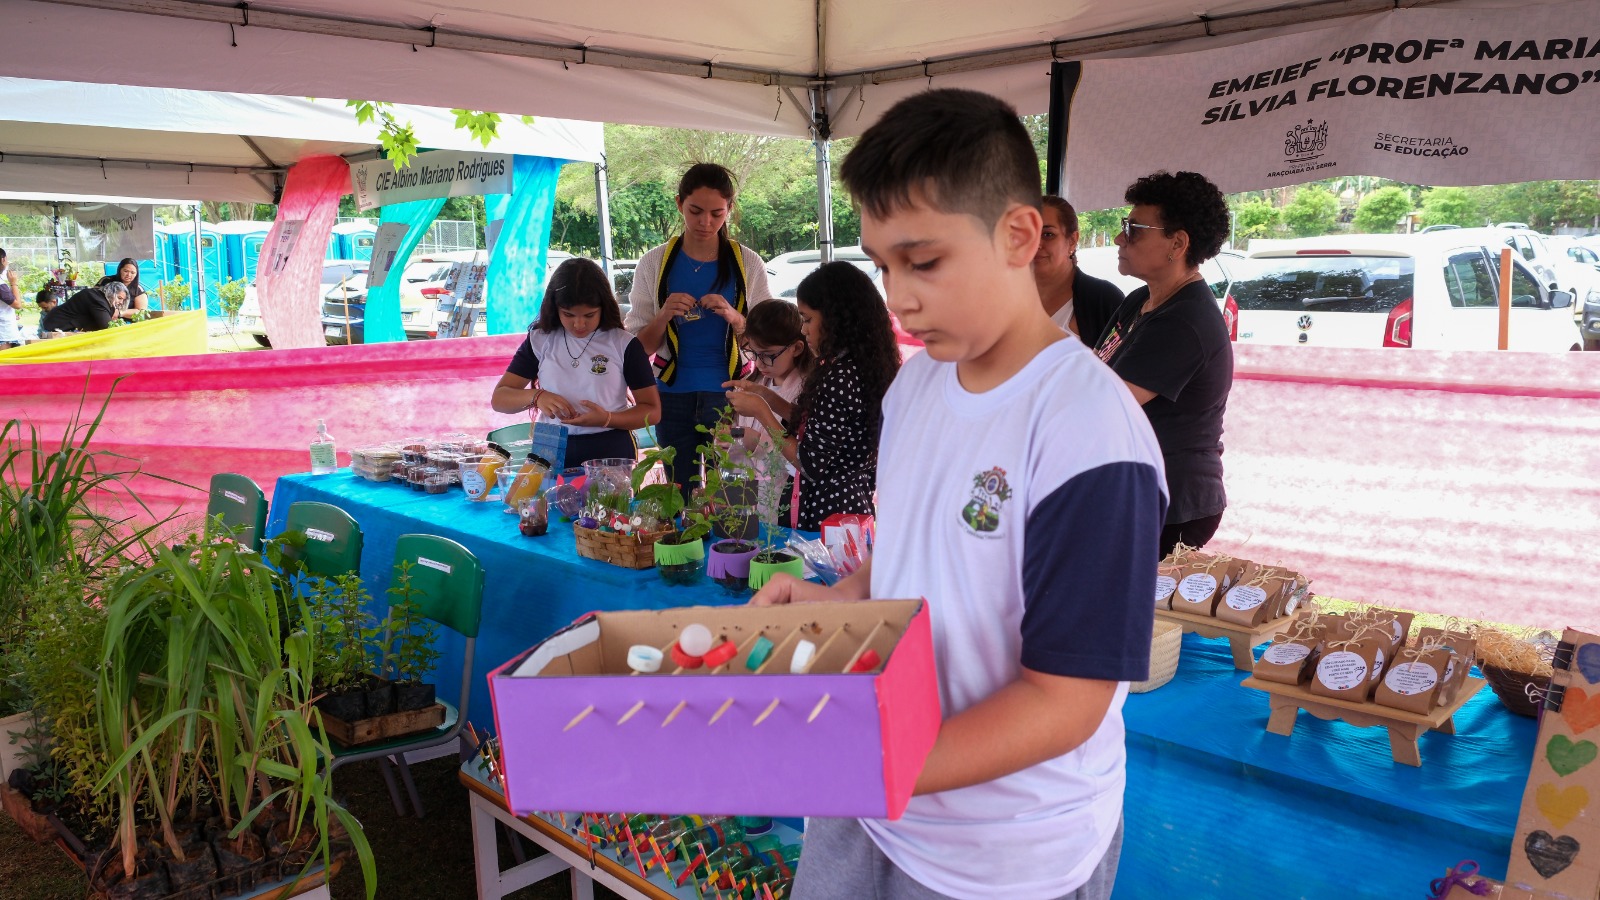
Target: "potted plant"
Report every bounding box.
[696,409,760,542]
[744,433,806,591]
[300,570,391,723]
[628,444,710,586]
[384,562,441,712]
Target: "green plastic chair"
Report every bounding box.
[329,534,484,817]
[280,501,363,579]
[206,473,267,551]
[486,422,530,447]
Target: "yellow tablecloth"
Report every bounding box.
[0,312,207,364]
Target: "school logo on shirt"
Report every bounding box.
[589,354,610,375]
[960,466,1012,535]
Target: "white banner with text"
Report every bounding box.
[1055,1,1600,211]
[350,150,513,211]
[72,204,156,261]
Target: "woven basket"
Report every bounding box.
[1131,619,1184,693]
[573,525,670,569]
[1480,662,1548,717]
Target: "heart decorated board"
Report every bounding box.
[1506,628,1600,895]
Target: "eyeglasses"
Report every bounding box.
[741,345,791,366]
[1120,217,1165,241]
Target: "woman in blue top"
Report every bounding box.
[625,163,774,501]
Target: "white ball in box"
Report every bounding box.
[487,599,939,820]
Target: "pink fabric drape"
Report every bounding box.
[257,156,349,350]
[5,342,1596,629]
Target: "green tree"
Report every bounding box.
[1233,200,1280,240]
[1418,187,1478,229]
[1282,187,1339,237]
[1352,186,1413,233]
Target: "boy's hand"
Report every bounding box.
[749,573,838,606]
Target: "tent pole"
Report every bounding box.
[810,88,833,263]
[52,203,66,269]
[595,157,615,279]
[192,204,206,312]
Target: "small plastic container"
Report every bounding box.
[503,458,551,514]
[583,458,635,512]
[424,471,452,495]
[461,454,506,501]
[390,460,410,483]
[400,443,430,467]
[518,496,549,536]
[409,465,439,492]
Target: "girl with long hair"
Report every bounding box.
[492,257,661,467]
[726,261,899,530]
[624,163,775,500]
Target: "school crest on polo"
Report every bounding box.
[589,354,610,375]
[961,466,1012,534]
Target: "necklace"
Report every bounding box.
[562,328,600,368]
[1140,273,1204,317]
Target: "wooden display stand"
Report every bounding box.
[321,703,445,747]
[1154,607,1297,670]
[1241,675,1487,767]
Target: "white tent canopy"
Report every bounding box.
[4,0,1522,141]
[0,77,605,203]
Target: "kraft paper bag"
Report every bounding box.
[1368,608,1416,657]
[1215,569,1279,628]
[1311,632,1387,703]
[1374,642,1453,715]
[1417,627,1477,708]
[1171,557,1225,616]
[1252,617,1326,686]
[1154,563,1181,611]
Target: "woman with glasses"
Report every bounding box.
[1094,171,1235,556]
[624,163,776,501]
[1033,196,1125,345]
[726,300,814,462]
[726,262,900,531]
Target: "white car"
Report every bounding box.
[764,246,878,298]
[236,259,370,347]
[1075,246,1250,339]
[1230,233,1581,351]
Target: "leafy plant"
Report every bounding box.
[218,277,248,323]
[631,432,697,541]
[303,572,381,694]
[156,274,192,311]
[383,562,440,685]
[695,407,761,543]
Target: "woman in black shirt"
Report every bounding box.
[1094,171,1235,556]
[725,262,900,531]
[42,282,128,333]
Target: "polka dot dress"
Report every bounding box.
[794,357,879,531]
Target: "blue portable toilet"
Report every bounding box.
[167,222,224,314]
[331,221,378,261]
[213,221,273,284]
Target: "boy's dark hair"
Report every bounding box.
[840,89,1041,231]
[1124,171,1231,269]
[535,257,624,333]
[742,299,815,374]
[793,262,901,437]
[36,288,56,306]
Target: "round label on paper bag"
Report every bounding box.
[1224,585,1268,612]
[1316,651,1368,691]
[1369,648,1386,682]
[1154,576,1177,605]
[1261,643,1311,666]
[1384,661,1439,696]
[1392,620,1405,641]
[1444,657,1457,683]
[1177,574,1218,603]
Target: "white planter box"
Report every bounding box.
[0,710,40,782]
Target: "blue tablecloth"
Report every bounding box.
[1115,633,1534,898]
[266,470,744,732]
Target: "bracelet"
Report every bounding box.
[531,388,543,411]
[604,410,613,428]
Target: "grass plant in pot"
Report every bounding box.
[743,426,805,592]
[632,442,708,586]
[384,562,442,712]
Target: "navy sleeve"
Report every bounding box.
[621,337,655,390]
[1020,461,1167,681]
[505,334,540,382]
[0,284,16,308]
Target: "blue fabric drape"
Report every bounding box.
[363,196,447,344]
[485,155,562,335]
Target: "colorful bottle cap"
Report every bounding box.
[670,642,704,670]
[745,634,775,670]
[702,640,738,668]
[850,649,882,673]
[679,622,714,657]
[789,639,817,674]
[627,644,664,673]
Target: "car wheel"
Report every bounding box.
[253,335,272,348]
[1586,338,1600,351]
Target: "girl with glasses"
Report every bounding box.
[491,257,661,468]
[726,300,814,463]
[726,261,900,531]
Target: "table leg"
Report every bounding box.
[1265,697,1298,736]
[1227,636,1257,671]
[572,867,597,900]
[469,793,504,900]
[1387,723,1423,767]
[1432,716,1457,735]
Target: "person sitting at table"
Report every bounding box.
[42,281,128,333]
[725,262,900,531]
[33,289,58,339]
[491,257,661,468]
[95,258,150,317]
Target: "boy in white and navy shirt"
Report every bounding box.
[753,89,1166,900]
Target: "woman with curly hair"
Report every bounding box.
[725,262,900,530]
[1094,170,1235,555]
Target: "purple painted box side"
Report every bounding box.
[491,671,886,818]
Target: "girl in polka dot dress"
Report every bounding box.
[726,261,901,530]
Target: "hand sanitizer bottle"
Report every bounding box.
[309,419,338,475]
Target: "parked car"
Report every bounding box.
[764,246,878,298]
[235,260,370,347]
[1229,233,1581,351]
[1542,236,1600,323]
[319,264,373,345]
[399,250,482,340]
[1075,246,1250,340]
